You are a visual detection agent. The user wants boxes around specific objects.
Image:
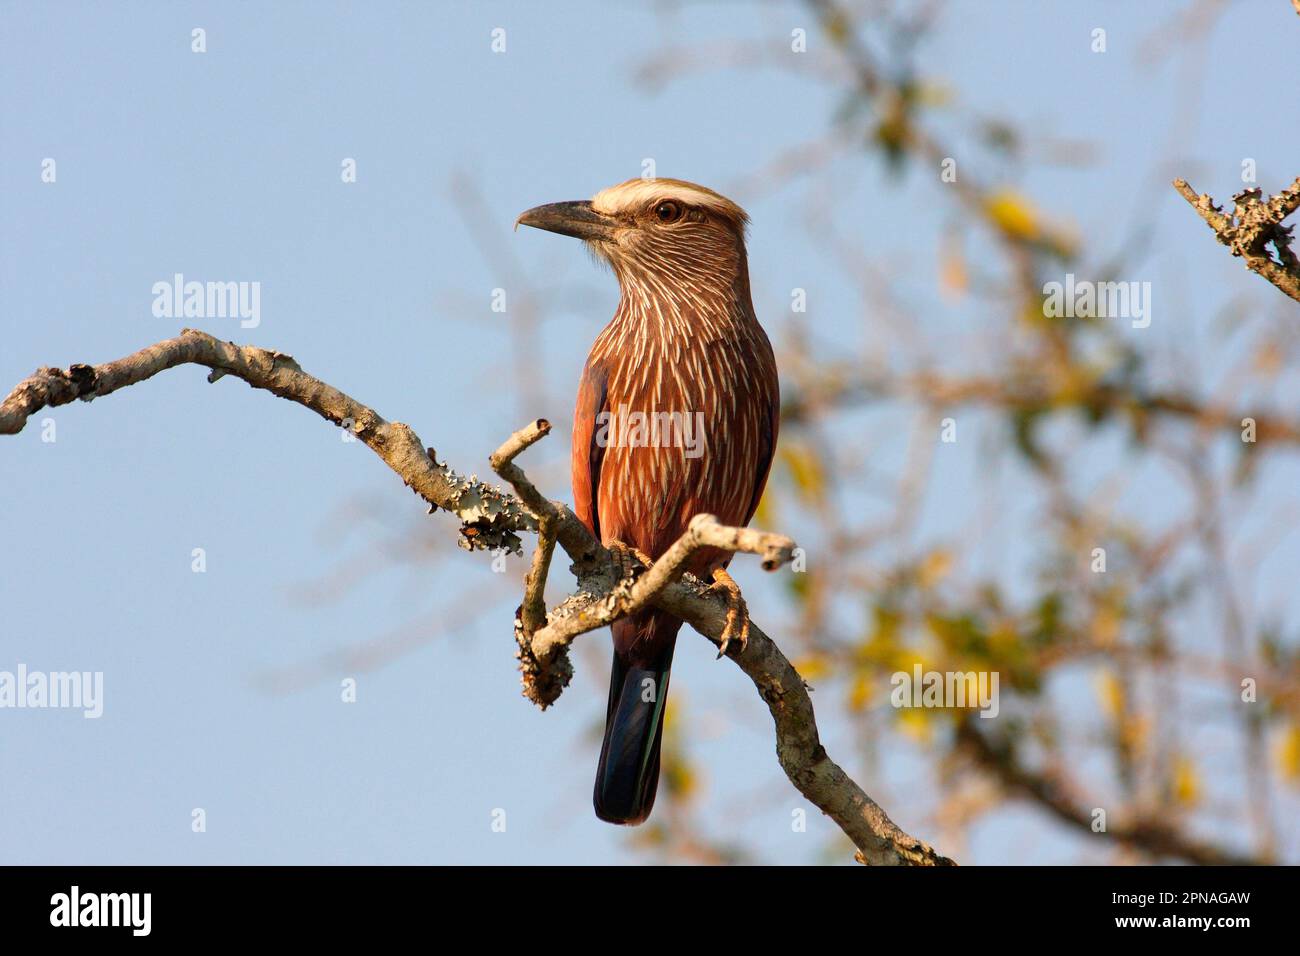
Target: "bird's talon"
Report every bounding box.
[608,540,652,582]
[711,566,749,658]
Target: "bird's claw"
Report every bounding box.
[710,566,749,658]
[608,540,653,582]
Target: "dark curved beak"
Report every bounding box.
[515,200,617,242]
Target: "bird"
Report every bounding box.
[516,179,779,825]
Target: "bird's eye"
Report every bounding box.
[653,201,682,223]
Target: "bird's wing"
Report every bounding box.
[571,358,609,540]
[743,384,780,525]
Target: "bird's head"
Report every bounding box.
[516,178,750,293]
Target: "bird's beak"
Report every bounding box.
[515,200,618,242]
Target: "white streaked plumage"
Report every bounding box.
[570,178,777,566]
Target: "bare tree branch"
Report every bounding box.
[1173,176,1300,304]
[0,329,537,554]
[489,419,561,638]
[519,514,558,639]
[1,328,954,866]
[516,514,796,669]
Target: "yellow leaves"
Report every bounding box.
[1020,296,1053,327]
[780,441,827,505]
[894,647,930,678]
[988,622,1021,660]
[860,608,930,674]
[1172,755,1200,807]
[939,224,967,302]
[824,10,850,44]
[939,243,968,300]
[756,436,832,523]
[660,699,697,801]
[872,110,910,165]
[917,549,953,589]
[792,654,831,683]
[663,755,697,800]
[1277,723,1300,783]
[985,189,1041,242]
[915,82,953,108]
[847,672,874,712]
[751,485,775,530]
[663,697,679,732]
[867,603,903,650]
[1121,715,1149,756]
[984,188,1079,260]
[1095,668,1148,754]
[629,822,669,850]
[856,634,900,673]
[1090,602,1122,648]
[1095,668,1125,721]
[897,707,932,743]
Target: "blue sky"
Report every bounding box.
[3,1,1298,864]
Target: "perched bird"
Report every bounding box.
[517,179,779,825]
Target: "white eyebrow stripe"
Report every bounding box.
[591,179,746,222]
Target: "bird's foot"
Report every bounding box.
[710,566,749,659]
[608,540,653,582]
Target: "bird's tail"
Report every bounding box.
[593,612,681,825]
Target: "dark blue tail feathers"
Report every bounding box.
[593,621,676,825]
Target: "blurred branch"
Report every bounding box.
[1174,176,1300,304]
[956,718,1268,865]
[807,0,1078,264]
[0,328,954,867]
[784,368,1300,446]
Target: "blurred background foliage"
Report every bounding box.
[568,0,1300,864]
